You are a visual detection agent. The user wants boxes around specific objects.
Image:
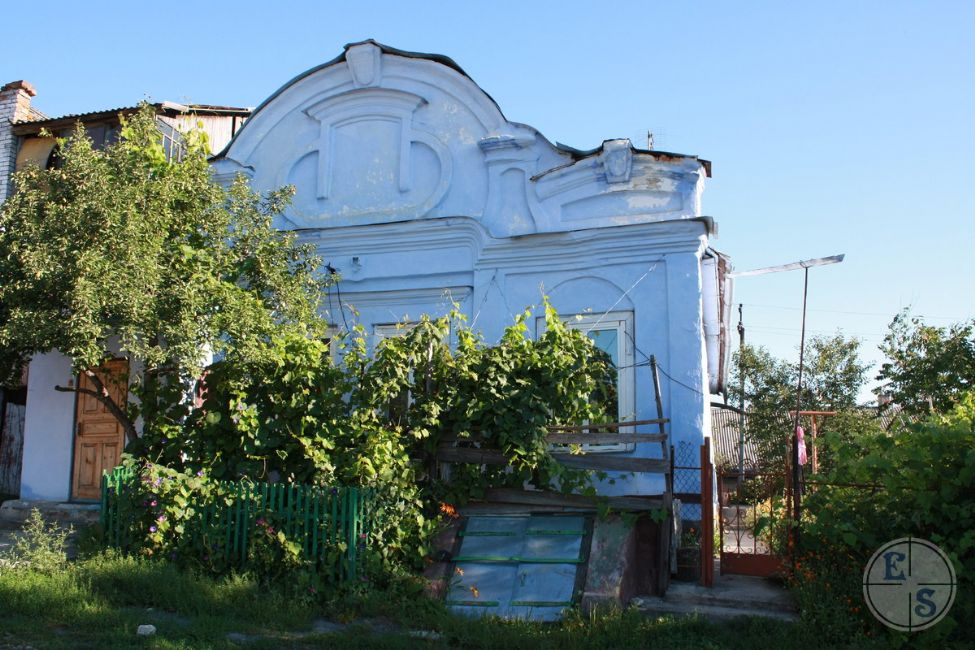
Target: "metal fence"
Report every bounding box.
[673,441,702,521]
[101,467,375,582]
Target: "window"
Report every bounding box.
[540,311,635,452]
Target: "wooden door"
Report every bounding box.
[71,359,128,500]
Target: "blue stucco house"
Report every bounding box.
[9,40,731,504]
[211,40,733,501]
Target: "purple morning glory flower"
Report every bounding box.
[150,500,158,507]
[196,470,204,477]
[153,478,162,487]
[150,525,157,533]
[157,514,167,522]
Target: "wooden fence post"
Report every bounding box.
[700,438,714,587]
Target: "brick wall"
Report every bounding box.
[0,80,38,204]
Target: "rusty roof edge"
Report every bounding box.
[12,102,251,134]
[534,141,711,182]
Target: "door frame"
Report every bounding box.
[69,358,129,502]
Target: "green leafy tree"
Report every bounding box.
[0,105,326,444]
[877,309,975,416]
[728,333,872,471]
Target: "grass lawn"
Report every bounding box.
[0,551,893,650]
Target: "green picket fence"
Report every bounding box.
[100,467,375,582]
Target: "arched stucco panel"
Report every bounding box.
[210,40,708,238]
[546,275,634,315]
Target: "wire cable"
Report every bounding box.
[584,263,657,334]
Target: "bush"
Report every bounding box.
[0,508,72,574]
[795,391,975,645]
[128,300,613,578]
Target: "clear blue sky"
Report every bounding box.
[4,1,972,401]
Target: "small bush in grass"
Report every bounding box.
[0,508,72,574]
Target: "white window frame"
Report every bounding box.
[373,321,418,345]
[323,324,340,364]
[539,311,636,453]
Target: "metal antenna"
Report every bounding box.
[729,254,845,545]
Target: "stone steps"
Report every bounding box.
[0,499,101,528]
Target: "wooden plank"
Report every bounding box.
[700,439,715,587]
[545,432,667,445]
[545,418,669,432]
[440,428,669,444]
[673,492,703,503]
[437,447,670,474]
[457,503,587,515]
[551,454,670,474]
[484,488,665,511]
[656,506,672,595]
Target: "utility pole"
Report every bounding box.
[737,304,746,487]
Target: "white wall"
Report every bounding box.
[20,352,76,501]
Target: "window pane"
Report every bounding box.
[587,327,620,421]
[587,329,619,367]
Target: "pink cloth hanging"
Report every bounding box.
[796,425,808,465]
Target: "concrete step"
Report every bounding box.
[632,595,800,623]
[632,562,800,624]
[662,576,797,614]
[0,500,101,528]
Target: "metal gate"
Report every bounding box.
[718,470,790,577]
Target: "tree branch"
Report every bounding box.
[55,369,139,446]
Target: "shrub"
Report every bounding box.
[130,300,613,577]
[796,391,975,644]
[0,508,72,574]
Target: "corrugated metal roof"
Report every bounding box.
[868,404,915,431]
[710,403,917,471]
[12,102,251,131]
[13,104,139,125]
[710,406,760,470]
